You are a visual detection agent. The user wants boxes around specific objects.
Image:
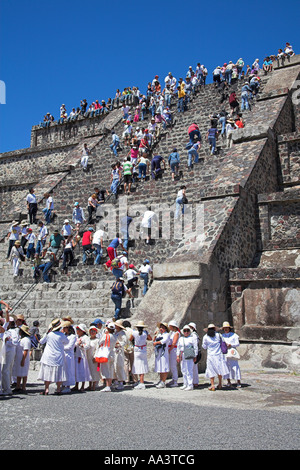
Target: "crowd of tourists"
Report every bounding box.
[0,305,241,395]
[2,43,295,396]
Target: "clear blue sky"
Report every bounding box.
[0,0,299,153]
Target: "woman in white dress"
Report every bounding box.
[167,320,180,387]
[221,321,241,388]
[130,321,152,390]
[72,324,92,392]
[12,325,32,394]
[61,322,76,394]
[188,322,200,387]
[113,320,127,390]
[1,316,19,396]
[38,318,69,395]
[98,323,117,392]
[153,322,170,389]
[177,324,198,391]
[86,326,100,391]
[202,323,229,391]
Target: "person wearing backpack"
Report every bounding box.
[110,278,127,320]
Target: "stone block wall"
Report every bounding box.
[31,108,123,147]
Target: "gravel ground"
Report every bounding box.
[0,368,299,452]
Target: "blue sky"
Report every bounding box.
[0,0,299,153]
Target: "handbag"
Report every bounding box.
[226,347,240,360]
[183,339,195,360]
[219,334,228,354]
[94,334,110,368]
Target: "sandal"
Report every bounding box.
[208,386,215,391]
[40,391,49,395]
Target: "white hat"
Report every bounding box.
[168,320,179,329]
[107,322,115,330]
[188,322,197,330]
[76,323,88,334]
[64,219,69,223]
[182,325,192,332]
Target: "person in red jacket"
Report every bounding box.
[188,123,201,145]
[82,228,94,265]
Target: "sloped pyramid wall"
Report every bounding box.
[1,57,300,372]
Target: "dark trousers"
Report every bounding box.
[62,248,74,269]
[28,203,38,224]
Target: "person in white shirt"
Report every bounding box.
[12,325,32,394]
[61,219,73,239]
[92,228,104,265]
[38,318,70,395]
[36,221,48,255]
[26,228,36,260]
[138,259,153,295]
[153,322,170,388]
[43,193,54,225]
[1,315,19,395]
[26,188,38,224]
[141,208,157,244]
[202,323,229,391]
[9,240,24,277]
[124,264,139,299]
[6,221,21,259]
[177,324,198,391]
[167,320,180,387]
[81,143,91,171]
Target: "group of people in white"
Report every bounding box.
[0,305,241,395]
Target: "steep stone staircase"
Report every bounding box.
[0,71,270,329]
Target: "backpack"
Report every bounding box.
[112,281,125,296]
[111,257,121,268]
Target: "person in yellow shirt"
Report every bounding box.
[177,85,185,113]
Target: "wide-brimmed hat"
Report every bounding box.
[62,315,74,324]
[168,320,179,329]
[203,323,219,332]
[157,322,169,332]
[61,321,72,329]
[15,314,25,322]
[222,321,233,329]
[15,241,21,246]
[114,319,125,329]
[20,325,31,336]
[135,320,147,329]
[188,322,197,330]
[106,322,115,331]
[11,220,19,226]
[51,318,63,332]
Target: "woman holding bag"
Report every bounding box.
[221,321,242,388]
[202,323,229,391]
[96,323,117,392]
[176,324,198,391]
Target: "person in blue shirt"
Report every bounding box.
[110,131,120,157]
[168,148,180,181]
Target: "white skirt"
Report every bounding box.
[205,353,229,379]
[132,347,148,375]
[75,355,92,382]
[114,350,127,382]
[101,356,115,379]
[38,363,67,383]
[154,348,170,373]
[224,358,241,380]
